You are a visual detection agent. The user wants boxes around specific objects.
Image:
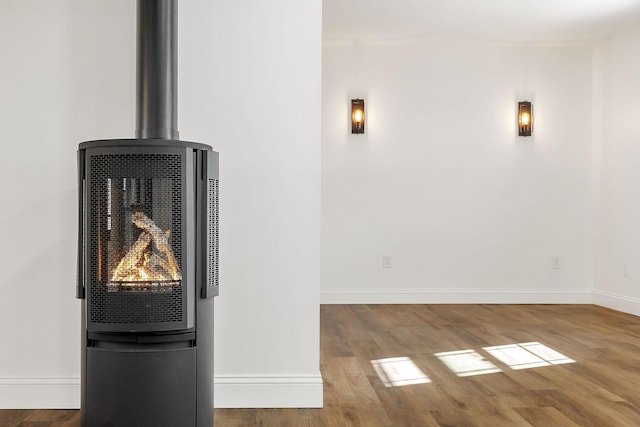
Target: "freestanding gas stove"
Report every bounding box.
[76,2,218,426]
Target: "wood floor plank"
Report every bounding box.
[0,410,30,426]
[367,374,441,427]
[3,304,640,426]
[513,406,581,427]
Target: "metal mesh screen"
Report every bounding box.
[89,154,183,325]
[207,179,219,290]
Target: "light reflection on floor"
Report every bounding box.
[371,342,575,387]
[434,349,502,377]
[371,356,431,387]
[483,342,576,370]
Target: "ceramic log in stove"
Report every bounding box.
[76,2,218,426]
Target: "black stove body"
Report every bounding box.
[76,2,218,426]
[77,139,218,426]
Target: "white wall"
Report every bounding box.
[322,40,594,303]
[182,0,322,408]
[0,0,321,409]
[592,27,640,316]
[0,0,133,409]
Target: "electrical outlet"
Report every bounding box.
[551,256,561,270]
[383,254,392,268]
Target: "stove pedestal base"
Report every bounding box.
[87,344,196,427]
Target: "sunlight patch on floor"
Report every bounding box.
[435,349,502,377]
[483,342,575,370]
[371,357,431,387]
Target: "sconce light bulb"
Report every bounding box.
[521,112,530,126]
[354,109,363,123]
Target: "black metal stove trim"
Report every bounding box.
[79,138,212,151]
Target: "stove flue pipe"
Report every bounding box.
[136,0,179,140]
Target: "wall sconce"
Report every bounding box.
[518,101,533,137]
[351,99,365,134]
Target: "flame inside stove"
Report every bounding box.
[108,212,181,292]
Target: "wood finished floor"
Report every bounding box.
[2,304,640,426]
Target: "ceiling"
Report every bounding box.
[323,0,640,44]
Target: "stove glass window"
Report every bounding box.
[88,153,183,326]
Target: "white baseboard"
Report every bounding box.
[320,289,593,304]
[0,378,80,409]
[214,374,323,408]
[592,290,640,317]
[0,374,323,410]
